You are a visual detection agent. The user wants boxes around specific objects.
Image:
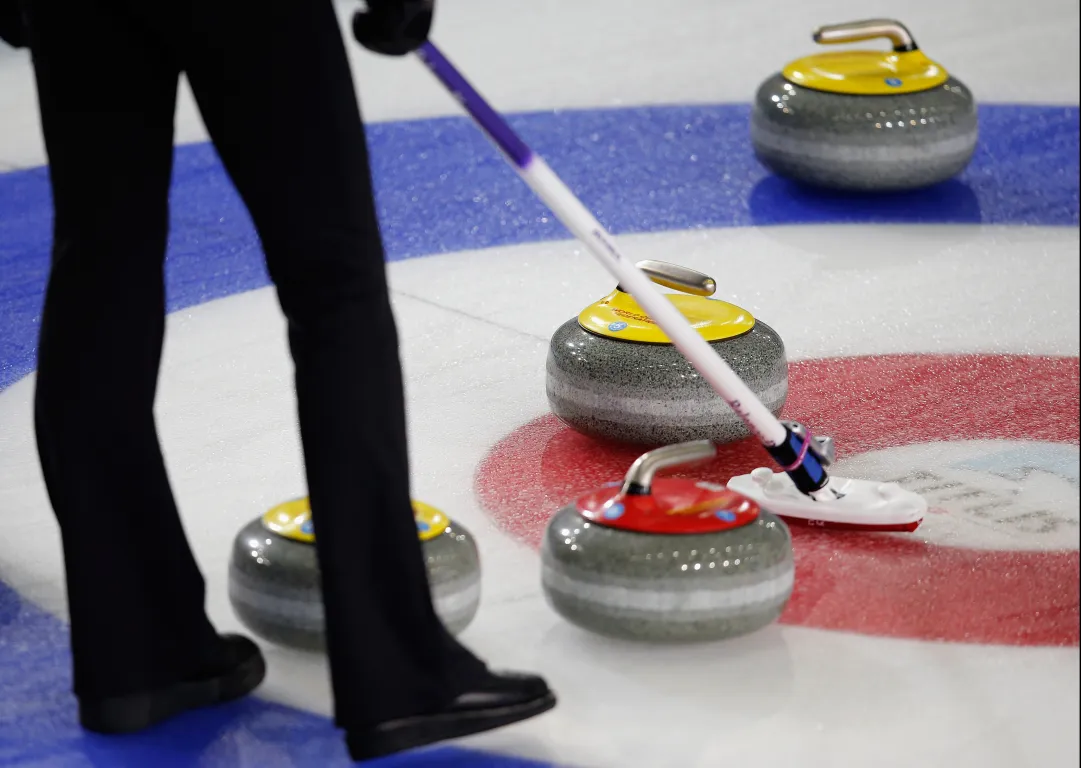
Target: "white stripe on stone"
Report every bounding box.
[228,577,324,629]
[750,126,977,163]
[541,563,794,619]
[546,374,788,425]
[433,578,481,619]
[228,569,480,629]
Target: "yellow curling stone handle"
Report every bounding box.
[578,260,755,344]
[261,497,449,543]
[783,18,949,95]
[637,260,716,297]
[813,19,918,51]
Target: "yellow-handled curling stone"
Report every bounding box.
[546,260,787,445]
[750,19,978,191]
[541,441,794,642]
[228,498,480,649]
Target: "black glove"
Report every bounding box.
[0,0,28,49]
[352,0,432,56]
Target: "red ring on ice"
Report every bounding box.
[474,354,1080,647]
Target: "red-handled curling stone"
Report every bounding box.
[540,440,795,642]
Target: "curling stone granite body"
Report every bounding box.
[751,75,977,191]
[541,502,794,642]
[546,316,788,445]
[228,503,480,650]
[750,19,977,191]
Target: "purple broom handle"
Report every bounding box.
[416,42,535,169]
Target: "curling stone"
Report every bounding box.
[541,441,794,642]
[751,19,978,191]
[228,497,480,650]
[546,260,787,445]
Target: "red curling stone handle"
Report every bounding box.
[621,440,717,496]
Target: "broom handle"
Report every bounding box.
[414,42,788,447]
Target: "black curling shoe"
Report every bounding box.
[346,671,557,762]
[78,634,266,734]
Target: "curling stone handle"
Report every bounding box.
[622,440,717,496]
[813,19,918,53]
[635,260,717,297]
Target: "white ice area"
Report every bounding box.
[2,0,1080,168]
[0,225,1078,767]
[2,0,1080,763]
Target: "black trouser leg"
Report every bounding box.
[24,0,223,699]
[174,0,490,728]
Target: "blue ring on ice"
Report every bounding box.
[0,102,1078,767]
[2,104,1077,391]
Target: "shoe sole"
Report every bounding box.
[79,651,267,734]
[350,691,557,761]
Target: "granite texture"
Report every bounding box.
[546,318,787,445]
[541,503,794,642]
[228,517,481,650]
[751,75,978,190]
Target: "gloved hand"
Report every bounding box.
[352,0,433,56]
[1,0,29,49]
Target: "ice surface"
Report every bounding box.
[1,0,1079,764]
[0,226,1077,766]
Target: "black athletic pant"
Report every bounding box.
[23,0,489,729]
